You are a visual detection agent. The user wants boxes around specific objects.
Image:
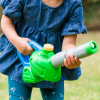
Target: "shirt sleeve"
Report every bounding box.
[0,0,11,9]
[3,0,26,22]
[61,0,87,36]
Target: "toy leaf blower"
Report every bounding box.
[17,41,98,83]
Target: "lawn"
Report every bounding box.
[0,31,100,100]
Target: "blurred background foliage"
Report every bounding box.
[82,0,100,31]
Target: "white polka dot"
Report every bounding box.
[9,95,11,98]
[52,92,55,94]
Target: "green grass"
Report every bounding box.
[0,31,100,100]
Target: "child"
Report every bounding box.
[0,0,87,100]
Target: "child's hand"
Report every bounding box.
[64,54,82,69]
[14,37,34,55]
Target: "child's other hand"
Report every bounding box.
[64,54,82,69]
[14,37,34,55]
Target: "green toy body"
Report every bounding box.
[22,49,61,83]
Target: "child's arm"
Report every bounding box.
[62,34,81,69]
[1,14,34,55]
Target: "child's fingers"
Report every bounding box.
[70,54,77,65]
[64,58,69,68]
[67,54,72,65]
[26,43,34,54]
[25,38,31,42]
[22,52,29,55]
[75,57,82,65]
[65,54,73,69]
[21,44,34,55]
[27,43,34,51]
[65,54,82,69]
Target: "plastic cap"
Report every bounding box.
[44,44,54,51]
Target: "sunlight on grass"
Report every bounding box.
[0,31,100,100]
